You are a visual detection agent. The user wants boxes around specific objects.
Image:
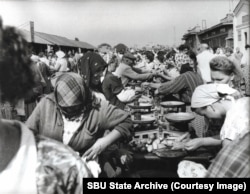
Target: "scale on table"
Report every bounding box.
[160,101,186,113]
[165,112,195,132]
[127,100,156,126]
[159,101,194,132]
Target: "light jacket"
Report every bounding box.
[26,94,133,154]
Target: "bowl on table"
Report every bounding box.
[160,101,185,108]
[165,112,195,124]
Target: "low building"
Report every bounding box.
[199,13,234,51]
[233,0,249,56]
[233,0,250,96]
[20,29,96,54]
[182,13,234,52]
[182,25,201,51]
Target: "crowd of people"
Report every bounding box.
[0,17,249,193]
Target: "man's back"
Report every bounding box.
[197,50,214,83]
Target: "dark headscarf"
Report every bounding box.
[80,52,108,89]
[180,63,193,74]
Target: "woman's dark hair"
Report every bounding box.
[108,55,118,66]
[0,23,35,103]
[145,51,154,62]
[157,51,166,63]
[180,63,193,74]
[166,49,176,61]
[178,44,189,51]
[209,56,235,76]
[187,50,198,72]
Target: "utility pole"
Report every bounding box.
[173,26,176,46]
[30,21,34,43]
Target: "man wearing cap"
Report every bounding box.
[114,52,155,87]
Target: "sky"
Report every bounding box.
[0,0,240,48]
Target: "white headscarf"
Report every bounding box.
[191,84,237,108]
[56,50,66,59]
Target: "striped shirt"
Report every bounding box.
[158,71,204,103]
[206,132,250,177]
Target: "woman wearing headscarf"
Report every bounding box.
[79,52,108,98]
[26,72,133,160]
[0,19,92,194]
[178,84,249,178]
[184,83,249,150]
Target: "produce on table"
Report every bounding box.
[129,131,190,153]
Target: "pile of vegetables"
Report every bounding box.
[129,132,190,153]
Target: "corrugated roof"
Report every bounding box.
[20,29,52,45]
[35,31,75,47]
[68,39,96,50]
[198,22,232,35]
[20,29,96,49]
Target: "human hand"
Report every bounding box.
[83,138,109,161]
[184,138,203,151]
[120,152,133,165]
[148,73,154,80]
[129,94,141,102]
[154,89,159,96]
[141,82,150,87]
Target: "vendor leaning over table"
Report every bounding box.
[178,84,249,178]
[114,52,157,87]
[25,72,134,177]
[184,83,249,151]
[102,55,141,110]
[143,52,207,138]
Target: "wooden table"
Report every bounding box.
[129,147,216,178]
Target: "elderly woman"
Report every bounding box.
[26,72,133,160]
[80,52,108,98]
[184,84,249,150]
[0,20,92,194]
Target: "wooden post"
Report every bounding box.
[30,21,34,43]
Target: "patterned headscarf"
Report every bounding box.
[54,72,87,107]
[191,84,237,108]
[80,52,108,87]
